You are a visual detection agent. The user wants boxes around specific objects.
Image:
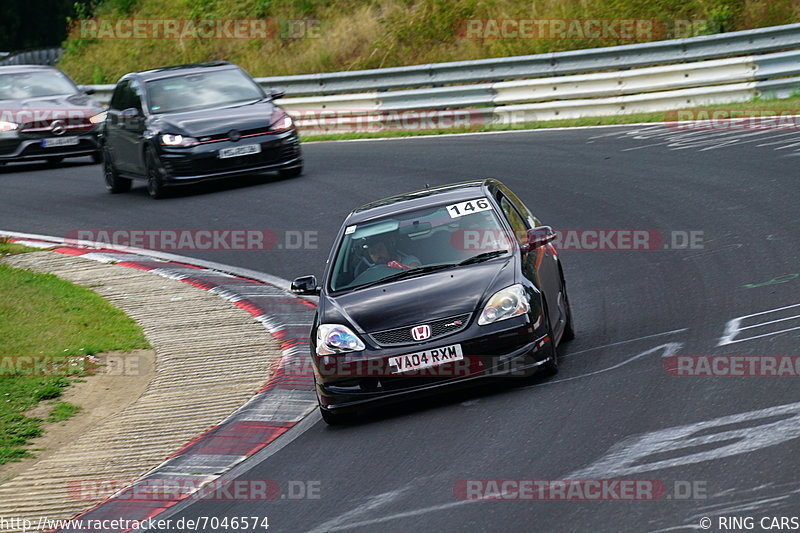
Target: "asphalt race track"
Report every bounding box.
[3,125,800,532]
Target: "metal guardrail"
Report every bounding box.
[74,23,800,132]
[255,23,800,96]
[0,47,62,67]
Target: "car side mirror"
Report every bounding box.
[79,86,96,95]
[521,226,557,251]
[120,107,140,119]
[269,87,286,100]
[291,275,320,295]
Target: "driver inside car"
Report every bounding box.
[355,234,421,276]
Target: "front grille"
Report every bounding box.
[19,118,94,136]
[164,137,300,176]
[370,313,471,347]
[199,125,286,143]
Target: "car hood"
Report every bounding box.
[150,100,277,137]
[0,94,102,119]
[321,258,516,333]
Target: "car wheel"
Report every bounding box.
[103,148,131,194]
[540,299,559,376]
[91,151,102,164]
[278,164,302,178]
[319,405,356,426]
[145,149,167,199]
[559,266,575,342]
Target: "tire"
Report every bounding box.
[91,151,102,164]
[319,405,354,426]
[103,148,131,194]
[145,149,167,199]
[540,299,559,377]
[278,164,302,178]
[559,266,576,342]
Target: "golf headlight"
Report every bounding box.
[478,284,530,325]
[316,324,366,355]
[160,134,198,147]
[269,110,293,131]
[89,111,107,124]
[0,120,19,132]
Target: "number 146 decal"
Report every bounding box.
[447,198,492,218]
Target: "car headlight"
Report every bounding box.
[89,111,107,125]
[269,110,293,131]
[316,324,366,355]
[0,120,19,132]
[477,284,530,325]
[160,134,198,147]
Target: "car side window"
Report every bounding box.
[128,81,143,112]
[499,184,538,228]
[109,81,129,110]
[499,195,529,244]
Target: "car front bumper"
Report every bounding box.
[314,312,554,413]
[0,131,99,162]
[156,129,302,183]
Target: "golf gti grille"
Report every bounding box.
[370,313,471,347]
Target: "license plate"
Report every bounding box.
[218,144,261,159]
[41,137,79,148]
[388,344,464,374]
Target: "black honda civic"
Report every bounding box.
[100,61,302,198]
[292,179,575,424]
[0,65,104,165]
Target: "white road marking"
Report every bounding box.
[532,342,682,388]
[570,400,800,478]
[562,328,687,359]
[594,120,800,153]
[718,302,800,346]
[307,495,477,532]
[305,487,411,533]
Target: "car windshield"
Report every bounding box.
[0,70,78,100]
[145,68,264,114]
[329,199,513,292]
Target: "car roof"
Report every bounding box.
[0,65,60,74]
[121,61,238,82]
[346,179,501,224]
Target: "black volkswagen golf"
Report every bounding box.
[292,179,575,424]
[0,65,104,165]
[100,61,302,198]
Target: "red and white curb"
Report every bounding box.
[2,232,317,533]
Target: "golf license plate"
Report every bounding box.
[218,144,261,159]
[388,344,463,374]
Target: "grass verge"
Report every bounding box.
[58,0,800,84]
[0,243,149,464]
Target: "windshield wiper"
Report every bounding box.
[353,263,458,291]
[457,250,510,266]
